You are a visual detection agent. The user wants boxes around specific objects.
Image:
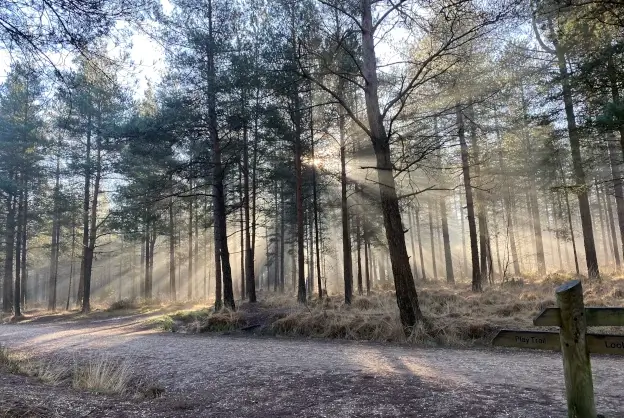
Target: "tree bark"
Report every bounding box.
[311,113,323,299]
[415,205,426,280]
[78,111,92,307]
[82,127,101,313]
[339,109,353,304]
[440,196,454,284]
[48,154,61,311]
[188,194,194,300]
[602,183,620,268]
[551,22,599,279]
[3,193,15,314]
[360,15,423,327]
[467,101,488,285]
[14,186,23,317]
[428,202,437,279]
[169,195,176,301]
[457,104,481,290]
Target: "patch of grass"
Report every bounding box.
[106,298,139,311]
[158,308,246,333]
[73,357,134,395]
[153,276,624,347]
[0,345,20,374]
[0,346,157,397]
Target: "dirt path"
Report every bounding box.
[0,317,622,417]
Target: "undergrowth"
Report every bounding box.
[0,346,160,397]
[154,274,624,346]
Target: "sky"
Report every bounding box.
[0,2,170,98]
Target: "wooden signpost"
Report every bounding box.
[492,279,624,418]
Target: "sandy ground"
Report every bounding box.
[0,315,623,417]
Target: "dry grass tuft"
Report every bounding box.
[106,298,140,311]
[72,357,134,394]
[0,346,155,397]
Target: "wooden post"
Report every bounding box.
[556,280,597,418]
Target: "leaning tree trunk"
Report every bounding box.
[360,0,422,329]
[457,103,481,291]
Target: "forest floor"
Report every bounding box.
[1,313,623,417]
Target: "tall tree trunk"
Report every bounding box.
[360,0,422,329]
[608,136,624,264]
[311,116,323,299]
[14,187,23,317]
[214,216,222,309]
[169,196,176,301]
[289,11,306,304]
[563,190,580,276]
[78,112,92,307]
[20,188,28,309]
[551,200,564,271]
[66,216,76,310]
[595,180,610,264]
[457,104,481,291]
[459,189,467,278]
[408,205,418,278]
[364,237,371,295]
[440,196,455,284]
[551,22,599,279]
[188,196,194,300]
[603,183,621,269]
[3,193,15,313]
[82,128,101,313]
[467,101,487,285]
[279,190,286,293]
[339,109,353,304]
[356,206,363,296]
[428,202,437,279]
[194,196,199,298]
[48,155,61,311]
[207,0,233,310]
[239,169,245,300]
[243,124,256,302]
[415,206,426,280]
